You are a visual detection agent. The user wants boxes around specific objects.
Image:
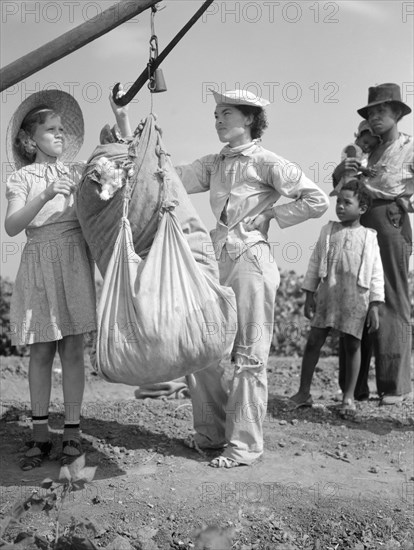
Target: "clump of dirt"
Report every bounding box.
[1,355,413,549]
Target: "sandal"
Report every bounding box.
[340,399,357,418]
[61,439,83,466]
[287,395,313,410]
[20,440,52,471]
[209,456,245,468]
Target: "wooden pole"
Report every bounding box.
[0,0,160,93]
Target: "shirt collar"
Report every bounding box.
[22,161,69,178]
[219,140,260,159]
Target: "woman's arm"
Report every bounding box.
[270,164,329,228]
[175,155,217,194]
[332,157,363,187]
[109,88,132,138]
[332,160,345,187]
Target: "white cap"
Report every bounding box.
[210,89,270,108]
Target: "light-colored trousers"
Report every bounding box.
[187,242,280,464]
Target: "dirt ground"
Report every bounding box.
[0,354,413,550]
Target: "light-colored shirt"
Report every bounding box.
[302,221,385,303]
[6,161,85,230]
[362,133,414,210]
[176,141,329,259]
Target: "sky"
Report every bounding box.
[1,0,413,281]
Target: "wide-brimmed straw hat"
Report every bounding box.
[6,90,84,169]
[357,83,411,120]
[211,89,270,108]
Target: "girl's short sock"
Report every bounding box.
[62,423,81,443]
[32,415,50,442]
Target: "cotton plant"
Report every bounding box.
[0,455,98,549]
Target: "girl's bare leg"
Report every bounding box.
[58,334,85,461]
[28,341,56,438]
[20,342,56,470]
[290,327,330,404]
[342,333,361,403]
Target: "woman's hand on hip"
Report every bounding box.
[244,208,273,231]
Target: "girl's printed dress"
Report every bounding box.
[6,161,96,345]
[302,221,384,339]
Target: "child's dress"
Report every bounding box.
[302,221,384,339]
[6,161,96,345]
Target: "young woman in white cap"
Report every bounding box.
[176,89,329,467]
[4,90,97,469]
[332,83,413,406]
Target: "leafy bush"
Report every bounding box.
[272,270,340,357]
[1,272,413,357]
[0,278,25,356]
[273,269,414,357]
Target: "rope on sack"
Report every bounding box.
[155,131,179,216]
[120,115,178,224]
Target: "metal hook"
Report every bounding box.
[111,0,215,106]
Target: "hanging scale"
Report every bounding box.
[148,5,167,94]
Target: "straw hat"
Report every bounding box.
[6,90,84,169]
[210,89,270,108]
[357,83,411,120]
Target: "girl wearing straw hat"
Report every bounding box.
[332,83,413,405]
[176,89,329,467]
[4,90,96,469]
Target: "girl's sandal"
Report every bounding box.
[340,399,357,419]
[61,439,83,466]
[20,440,52,471]
[209,456,244,468]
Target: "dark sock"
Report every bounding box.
[62,423,81,443]
[32,415,49,442]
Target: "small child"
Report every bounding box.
[330,121,380,196]
[290,179,384,416]
[4,90,124,469]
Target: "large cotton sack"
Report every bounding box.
[76,114,218,280]
[95,207,236,385]
[76,114,237,385]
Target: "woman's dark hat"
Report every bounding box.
[357,83,412,119]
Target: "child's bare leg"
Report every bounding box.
[59,334,85,461]
[20,342,56,470]
[342,334,361,403]
[28,342,56,439]
[291,327,329,403]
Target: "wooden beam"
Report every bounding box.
[0,0,160,92]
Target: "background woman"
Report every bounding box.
[332,83,413,405]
